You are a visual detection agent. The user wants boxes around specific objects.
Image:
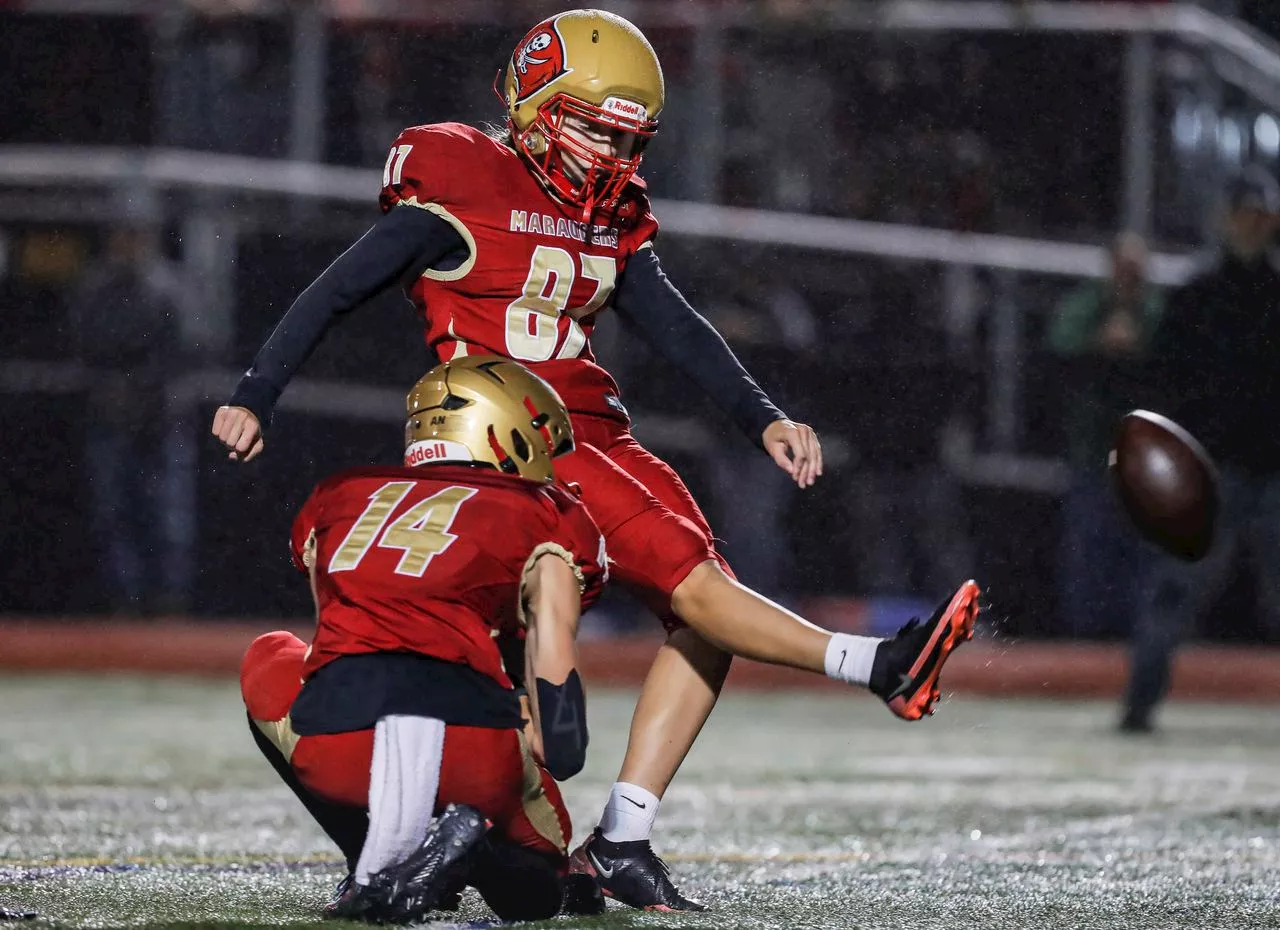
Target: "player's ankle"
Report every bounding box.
[824,633,881,688]
[595,832,650,856]
[868,642,894,696]
[598,782,660,843]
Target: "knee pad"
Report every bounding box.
[240,630,307,721]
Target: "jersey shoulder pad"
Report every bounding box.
[301,467,427,519]
[310,465,410,495]
[615,176,659,253]
[537,481,588,521]
[379,122,504,214]
[542,483,609,603]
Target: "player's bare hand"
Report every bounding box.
[212,405,265,463]
[763,419,823,488]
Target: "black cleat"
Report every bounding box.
[435,875,465,912]
[561,866,607,916]
[322,868,463,922]
[322,873,379,921]
[0,904,36,921]
[567,829,705,912]
[870,580,980,720]
[368,803,490,925]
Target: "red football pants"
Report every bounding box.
[557,413,732,629]
[240,631,571,861]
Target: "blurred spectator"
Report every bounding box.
[1122,166,1280,732]
[353,32,402,167]
[1046,232,1164,638]
[156,9,288,156]
[724,37,836,212]
[950,133,1000,233]
[701,258,819,601]
[67,218,198,616]
[834,264,973,598]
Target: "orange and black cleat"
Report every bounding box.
[870,580,980,720]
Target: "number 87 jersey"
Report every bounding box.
[380,122,660,425]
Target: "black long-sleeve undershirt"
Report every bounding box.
[230,207,465,425]
[230,206,785,442]
[611,247,785,441]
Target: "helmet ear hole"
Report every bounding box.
[486,425,520,475]
[510,429,532,463]
[409,355,570,482]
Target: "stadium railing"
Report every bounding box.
[0,142,1200,493]
[4,0,1280,620]
[7,2,1280,245]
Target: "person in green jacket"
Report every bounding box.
[1046,232,1165,640]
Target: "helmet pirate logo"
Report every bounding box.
[511,22,572,103]
[516,32,552,73]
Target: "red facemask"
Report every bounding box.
[513,94,657,221]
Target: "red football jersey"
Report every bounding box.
[291,464,607,686]
[378,122,659,423]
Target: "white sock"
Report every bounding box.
[598,782,660,843]
[354,715,445,885]
[824,633,882,688]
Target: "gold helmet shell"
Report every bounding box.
[502,9,664,212]
[504,9,664,133]
[404,356,574,483]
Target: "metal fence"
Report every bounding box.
[2,1,1278,637]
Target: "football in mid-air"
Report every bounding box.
[1108,410,1218,561]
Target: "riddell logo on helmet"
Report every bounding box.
[602,96,646,121]
[512,21,572,103]
[404,439,472,467]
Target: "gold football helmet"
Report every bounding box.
[405,356,575,483]
[503,9,664,214]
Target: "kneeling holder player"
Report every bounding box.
[240,356,607,923]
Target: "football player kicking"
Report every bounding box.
[240,357,609,923]
[215,8,981,911]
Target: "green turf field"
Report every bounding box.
[1,675,1277,929]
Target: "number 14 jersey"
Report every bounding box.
[379,122,659,424]
[291,464,607,688]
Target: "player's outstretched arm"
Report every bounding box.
[521,552,587,781]
[612,246,823,487]
[211,206,465,462]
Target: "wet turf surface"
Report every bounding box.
[1,675,1277,928]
